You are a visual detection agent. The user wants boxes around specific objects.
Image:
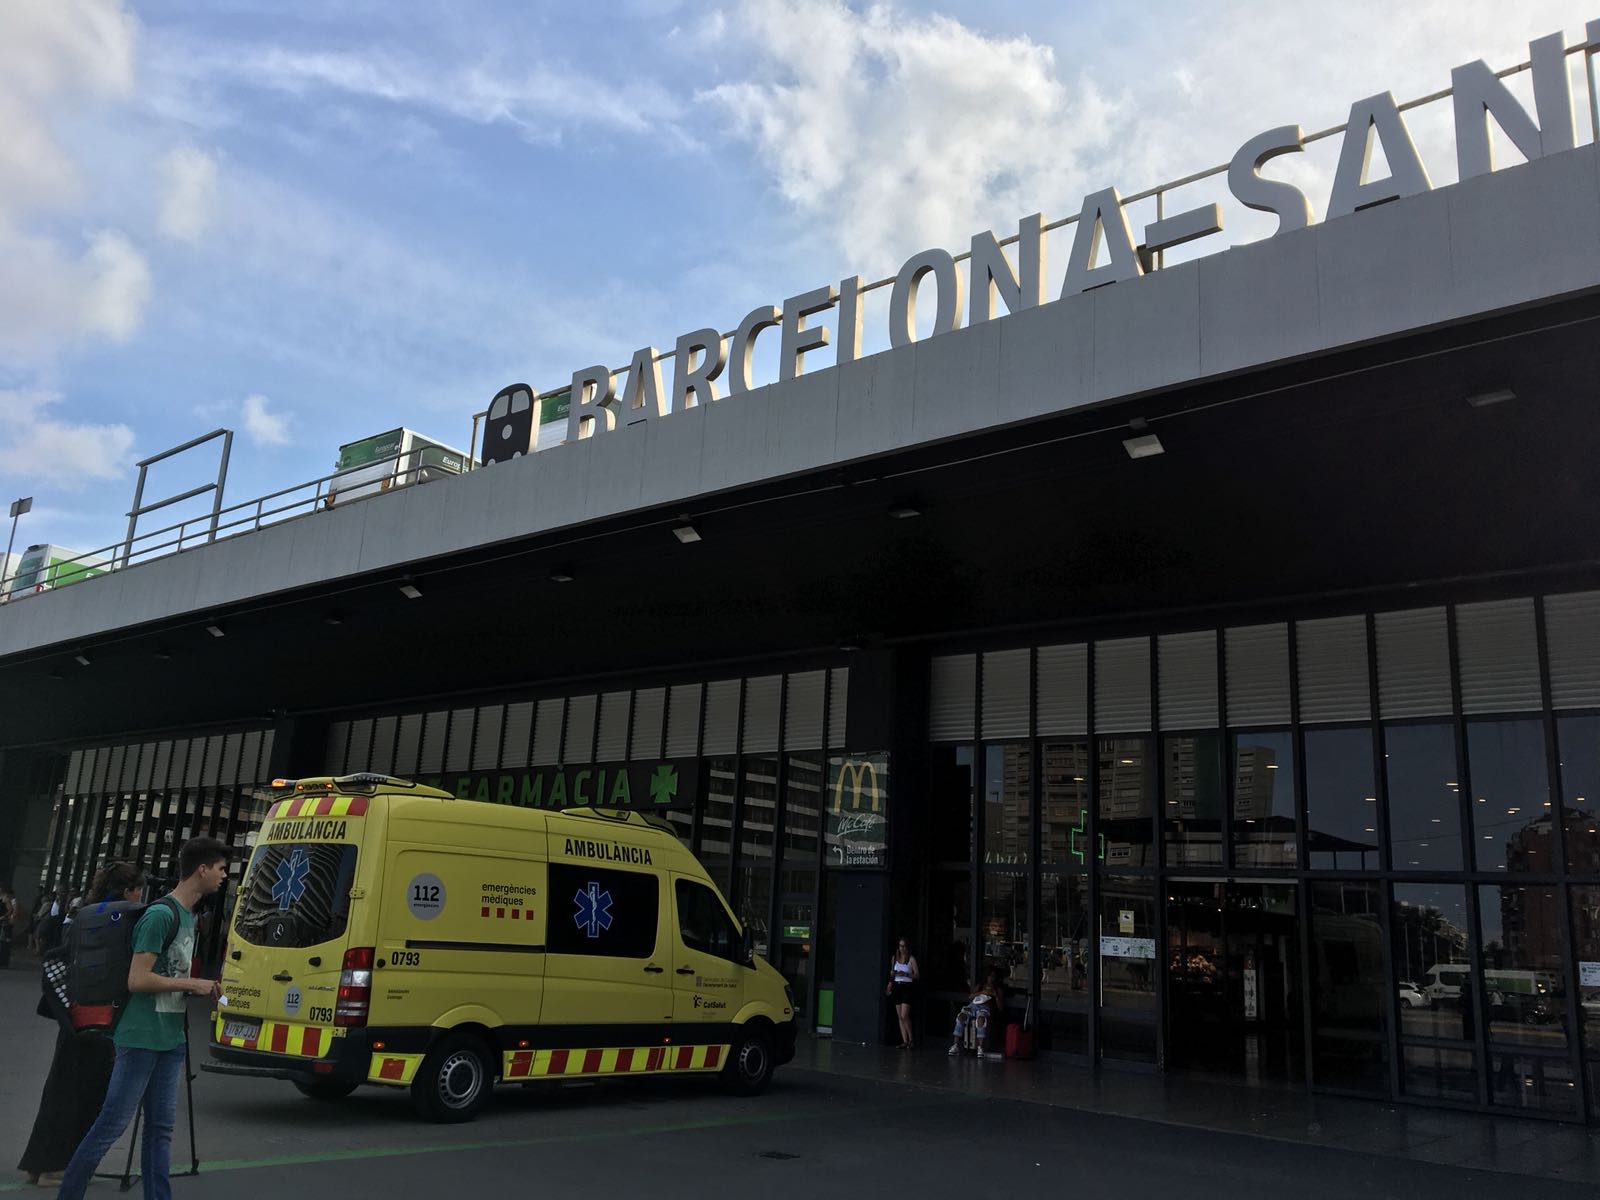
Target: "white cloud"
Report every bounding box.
[0,0,150,359]
[0,229,152,356]
[0,0,138,220]
[698,1,1123,276]
[157,145,218,242]
[240,393,291,447]
[154,41,680,145]
[0,388,135,487]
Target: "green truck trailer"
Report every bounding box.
[3,543,109,599]
[325,428,468,507]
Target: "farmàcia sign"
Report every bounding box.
[541,23,1592,447]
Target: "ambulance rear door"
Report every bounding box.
[221,800,369,1053]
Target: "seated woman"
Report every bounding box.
[948,968,1006,1060]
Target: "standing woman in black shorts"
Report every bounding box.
[885,938,920,1049]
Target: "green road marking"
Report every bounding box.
[0,1093,966,1190]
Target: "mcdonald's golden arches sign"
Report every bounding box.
[825,752,890,868]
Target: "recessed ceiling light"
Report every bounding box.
[1466,387,1515,408]
[1122,433,1165,459]
[887,503,921,520]
[73,651,91,667]
[324,613,344,626]
[153,647,172,660]
[672,521,701,544]
[398,582,423,600]
[204,623,225,638]
[549,571,575,583]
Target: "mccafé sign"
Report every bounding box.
[827,753,890,869]
[490,23,1593,451]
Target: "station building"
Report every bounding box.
[5,24,1600,1123]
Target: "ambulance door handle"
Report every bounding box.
[643,965,664,974]
[272,972,293,983]
[676,967,696,975]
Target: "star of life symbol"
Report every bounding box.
[271,849,311,912]
[573,881,613,939]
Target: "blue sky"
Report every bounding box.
[0,0,1592,559]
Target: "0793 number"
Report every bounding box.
[390,951,422,967]
[307,1006,334,1023]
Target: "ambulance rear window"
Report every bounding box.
[234,842,358,949]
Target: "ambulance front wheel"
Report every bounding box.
[722,1025,775,1096]
[411,1033,494,1123]
[293,1078,359,1101]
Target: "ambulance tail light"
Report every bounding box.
[335,947,374,1027]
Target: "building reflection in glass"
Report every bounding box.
[1232,731,1297,868]
[1099,739,1154,867]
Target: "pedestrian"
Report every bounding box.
[948,966,1006,1060]
[26,890,48,952]
[885,937,920,1049]
[35,892,67,956]
[10,889,32,955]
[0,883,16,968]
[18,864,146,1189]
[56,837,229,1200]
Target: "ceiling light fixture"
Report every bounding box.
[672,521,701,544]
[204,623,225,638]
[887,503,922,520]
[1122,433,1165,459]
[324,613,344,626]
[73,651,91,667]
[398,582,423,600]
[1466,387,1515,408]
[153,647,172,661]
[549,571,575,583]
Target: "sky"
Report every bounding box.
[0,0,1595,560]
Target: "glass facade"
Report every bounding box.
[920,592,1600,1120]
[28,589,1600,1121]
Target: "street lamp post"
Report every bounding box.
[3,496,33,598]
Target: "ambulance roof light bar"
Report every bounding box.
[269,774,418,793]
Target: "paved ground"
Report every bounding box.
[0,965,1593,1198]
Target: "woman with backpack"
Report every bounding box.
[17,863,145,1189]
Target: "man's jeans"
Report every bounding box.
[57,1044,184,1200]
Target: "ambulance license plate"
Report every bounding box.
[222,1019,259,1042]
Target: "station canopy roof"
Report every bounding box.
[3,290,1598,748]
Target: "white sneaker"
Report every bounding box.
[948,1044,959,1055]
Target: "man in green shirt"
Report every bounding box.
[58,836,229,1200]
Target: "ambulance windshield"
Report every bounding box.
[234,842,359,949]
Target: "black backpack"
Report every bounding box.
[66,897,183,1019]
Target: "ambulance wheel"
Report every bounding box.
[293,1078,359,1101]
[722,1025,774,1096]
[412,1034,493,1123]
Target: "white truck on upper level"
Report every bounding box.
[325,429,468,508]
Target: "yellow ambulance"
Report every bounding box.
[205,774,797,1122]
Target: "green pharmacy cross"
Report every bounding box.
[648,764,680,806]
[1070,808,1106,864]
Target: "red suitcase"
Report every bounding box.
[1004,1023,1034,1058]
[1006,998,1036,1059]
